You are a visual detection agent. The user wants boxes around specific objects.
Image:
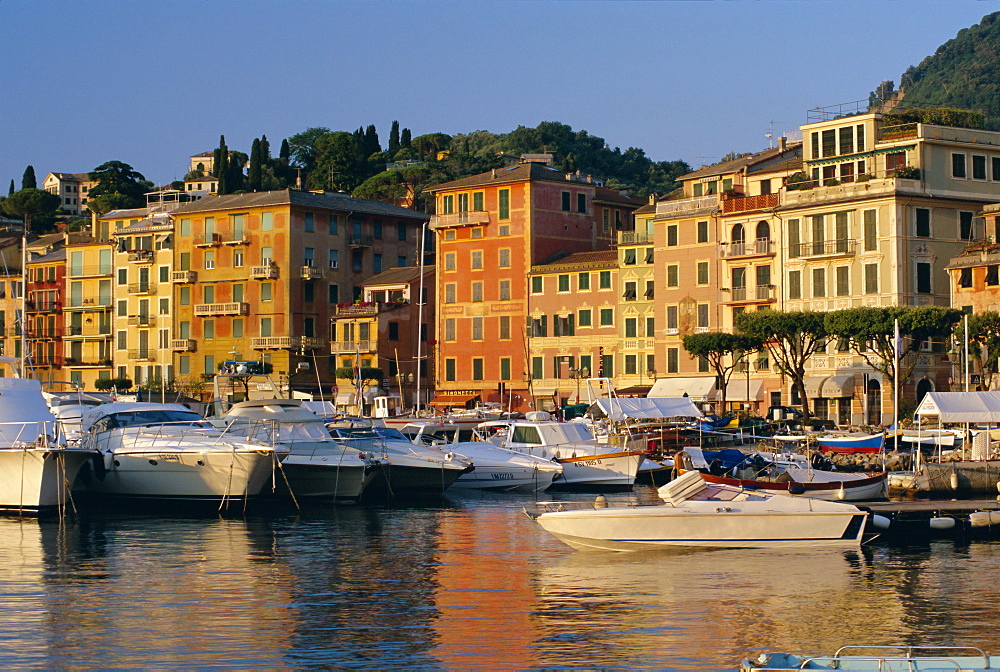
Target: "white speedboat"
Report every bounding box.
[326,423,472,497]
[530,470,870,551]
[400,421,563,493]
[743,645,1000,671]
[218,399,385,501]
[0,357,96,513]
[475,412,646,489]
[77,402,287,505]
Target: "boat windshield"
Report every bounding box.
[102,410,209,429]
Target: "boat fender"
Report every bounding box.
[837,483,846,501]
[950,470,960,491]
[787,483,806,495]
[970,511,993,528]
[929,516,956,530]
[594,495,608,509]
[445,453,453,461]
[870,514,891,530]
[91,453,107,481]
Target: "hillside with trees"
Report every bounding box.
[872,11,1000,130]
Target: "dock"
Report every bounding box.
[856,497,1000,539]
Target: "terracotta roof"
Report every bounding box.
[531,249,617,272]
[427,163,599,192]
[593,186,645,207]
[362,266,431,286]
[631,203,657,215]
[681,141,803,181]
[170,189,428,220]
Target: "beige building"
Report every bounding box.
[43,172,97,216]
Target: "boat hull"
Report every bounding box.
[363,462,467,498]
[0,448,94,512]
[552,451,646,489]
[277,457,381,500]
[536,506,867,551]
[696,471,888,501]
[816,434,884,454]
[452,463,560,493]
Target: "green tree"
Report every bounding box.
[7,180,14,196]
[388,120,400,155]
[287,126,332,174]
[682,332,763,412]
[400,127,411,148]
[956,311,1000,391]
[411,132,451,159]
[824,306,963,405]
[21,165,36,190]
[88,161,149,208]
[735,310,828,419]
[309,131,364,192]
[1,188,61,233]
[248,137,262,191]
[87,193,135,217]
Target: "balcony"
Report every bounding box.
[784,175,923,207]
[722,284,776,304]
[348,235,375,248]
[66,265,113,278]
[331,339,375,354]
[251,336,329,351]
[300,265,326,280]
[127,283,157,295]
[251,265,279,279]
[127,315,157,327]
[194,302,249,316]
[334,302,379,316]
[429,211,491,229]
[720,238,775,259]
[195,233,223,247]
[721,192,779,215]
[127,350,156,362]
[618,231,653,245]
[64,326,112,339]
[127,250,154,263]
[171,339,197,352]
[789,239,856,260]
[64,299,112,311]
[221,232,249,245]
[172,270,197,283]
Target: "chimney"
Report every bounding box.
[778,136,787,151]
[492,169,497,178]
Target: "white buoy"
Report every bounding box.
[971,511,992,528]
[950,471,960,490]
[930,516,956,530]
[870,514,892,530]
[836,483,846,501]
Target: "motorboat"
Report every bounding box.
[76,402,287,505]
[475,412,647,489]
[0,357,97,513]
[677,447,888,501]
[217,398,385,501]
[399,421,563,493]
[742,645,1000,671]
[326,422,472,497]
[529,470,871,551]
[816,432,885,454]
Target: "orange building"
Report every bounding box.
[427,161,642,411]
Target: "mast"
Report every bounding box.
[414,220,427,413]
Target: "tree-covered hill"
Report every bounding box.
[875,11,1000,130]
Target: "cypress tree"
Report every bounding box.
[389,121,400,154]
[401,128,411,149]
[249,138,262,191]
[21,165,36,190]
[364,124,380,156]
[260,134,271,162]
[7,180,13,196]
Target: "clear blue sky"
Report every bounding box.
[2,1,997,190]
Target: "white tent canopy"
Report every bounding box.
[914,391,1000,423]
[589,397,703,421]
[648,377,717,401]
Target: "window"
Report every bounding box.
[261,283,272,301]
[973,155,988,180]
[328,215,339,235]
[304,213,314,232]
[696,261,709,285]
[836,266,849,296]
[262,212,273,231]
[260,317,272,337]
[623,281,637,300]
[863,210,877,251]
[499,279,511,301]
[697,221,709,243]
[472,282,483,302]
[530,315,547,337]
[329,250,339,268]
[987,266,999,286]
[916,208,931,237]
[579,272,590,290]
[472,317,483,340]
[531,276,543,293]
[499,249,510,267]
[953,153,967,178]
[499,189,510,220]
[667,348,679,373]
[959,267,972,288]
[373,254,382,273]
[886,152,906,172]
[558,274,570,292]
[303,248,314,267]
[667,225,678,246]
[645,247,654,264]
[180,252,190,271]
[646,316,655,337]
[204,320,215,339]
[472,358,484,381]
[328,284,339,303]
[599,271,611,289]
[499,315,510,339]
[471,251,483,269]
[445,319,455,341]
[471,228,482,239]
[561,192,570,211]
[577,193,586,213]
[444,252,456,271]
[578,309,592,327]
[180,218,192,237]
[666,306,678,332]
[532,357,544,381]
[117,300,127,317]
[444,230,456,241]
[960,211,974,240]
[203,285,215,303]
[233,249,244,268]
[787,218,800,258]
[445,359,456,382]
[601,353,613,378]
[812,268,826,298]
[697,303,709,329]
[304,282,314,302]
[625,354,637,375]
[600,308,614,326]
[667,265,679,287]
[788,270,801,300]
[261,246,273,266]
[117,268,127,285]
[916,262,932,294]
[623,249,636,265]
[645,280,654,299]
[839,126,854,155]
[555,314,575,337]
[457,194,468,213]
[445,284,456,303]
[602,209,610,233]
[811,215,825,255]
[500,357,511,381]
[179,286,191,305]
[994,157,1000,181]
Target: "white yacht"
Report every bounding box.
[400,421,563,493]
[219,398,384,501]
[77,402,287,505]
[475,412,646,489]
[326,423,472,498]
[0,357,96,513]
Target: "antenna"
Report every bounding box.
[764,121,782,148]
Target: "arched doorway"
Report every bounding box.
[916,377,934,406]
[731,223,745,255]
[755,221,770,254]
[866,379,882,426]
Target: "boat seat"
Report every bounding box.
[657,470,708,506]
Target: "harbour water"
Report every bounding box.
[5,487,1000,669]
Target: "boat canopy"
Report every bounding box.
[589,397,703,421]
[648,377,716,401]
[914,391,1000,423]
